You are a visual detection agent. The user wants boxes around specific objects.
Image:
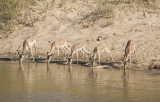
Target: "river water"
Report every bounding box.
[0,61,160,102]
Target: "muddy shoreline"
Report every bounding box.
[0,52,149,69]
[1,54,160,75]
[1,51,160,75]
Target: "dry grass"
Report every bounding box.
[81,0,159,27]
[0,0,159,38]
[81,1,114,27]
[0,0,37,37]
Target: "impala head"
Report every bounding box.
[91,58,98,67]
[87,53,92,63]
[19,53,25,63]
[17,45,25,63]
[88,53,92,61]
[47,52,53,63]
[124,61,127,69]
[87,53,98,67]
[68,56,73,65]
[122,56,130,70]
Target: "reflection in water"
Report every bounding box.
[122,69,129,88]
[88,68,101,84]
[18,63,24,73]
[18,63,35,94]
[68,65,73,79]
[0,62,160,102]
[46,63,50,73]
[121,69,129,102]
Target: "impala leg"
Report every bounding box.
[57,48,59,61]
[124,61,127,70]
[69,57,73,65]
[83,48,89,60]
[129,56,132,68]
[82,51,84,59]
[98,52,101,66]
[109,52,114,62]
[47,56,52,63]
[64,51,66,61]
[34,43,38,61]
[30,48,35,62]
[64,45,71,61]
[63,48,67,61]
[106,52,110,61]
[76,51,79,64]
[92,59,95,67]
[91,53,97,67]
[134,50,137,63]
[34,42,37,53]
[80,50,84,61]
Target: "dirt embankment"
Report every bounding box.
[0,0,160,69]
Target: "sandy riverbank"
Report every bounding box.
[0,0,160,69]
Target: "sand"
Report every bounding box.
[0,0,160,69]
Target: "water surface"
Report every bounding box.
[0,61,160,102]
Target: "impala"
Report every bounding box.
[47,39,70,63]
[17,36,37,63]
[123,40,136,69]
[89,43,114,67]
[68,42,89,65]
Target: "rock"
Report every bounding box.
[148,63,160,70]
[96,35,103,41]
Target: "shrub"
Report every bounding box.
[0,0,36,37]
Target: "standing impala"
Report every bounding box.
[68,42,89,65]
[17,36,37,63]
[47,39,70,63]
[123,40,136,69]
[90,43,114,67]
